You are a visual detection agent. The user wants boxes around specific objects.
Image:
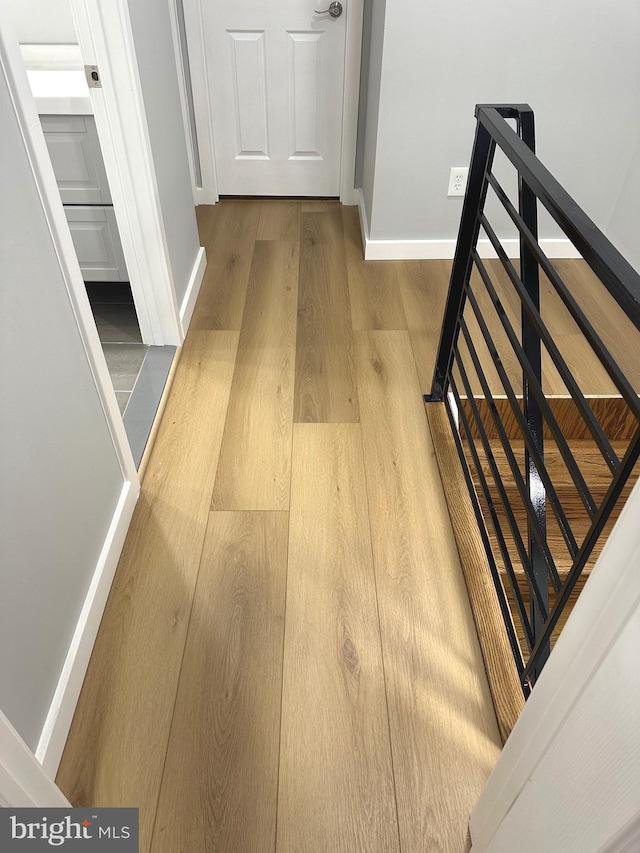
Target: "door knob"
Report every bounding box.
[314,1,342,17]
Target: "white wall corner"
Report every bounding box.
[356,188,371,258]
[35,480,139,777]
[179,246,207,336]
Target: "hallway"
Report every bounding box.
[56,200,502,852]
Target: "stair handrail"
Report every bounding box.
[428,104,640,691]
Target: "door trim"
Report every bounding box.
[182,0,363,204]
[339,0,363,204]
[69,0,184,346]
[0,712,70,807]
[168,0,200,205]
[181,0,220,204]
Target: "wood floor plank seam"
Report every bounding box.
[272,509,291,853]
[354,329,502,852]
[294,209,360,423]
[356,419,405,853]
[278,423,400,852]
[146,503,218,851]
[151,511,289,852]
[56,330,240,853]
[212,239,299,510]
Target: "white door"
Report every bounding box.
[204,0,347,196]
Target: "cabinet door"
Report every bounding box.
[65,206,128,281]
[41,115,111,204]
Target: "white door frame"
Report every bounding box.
[168,0,208,205]
[0,712,70,807]
[182,0,363,204]
[0,8,138,495]
[470,477,640,852]
[69,0,184,346]
[179,0,219,204]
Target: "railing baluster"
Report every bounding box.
[429,123,495,401]
[426,103,640,696]
[517,107,549,676]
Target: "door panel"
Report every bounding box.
[228,30,269,157]
[40,115,112,205]
[65,207,128,282]
[288,32,322,158]
[205,0,346,196]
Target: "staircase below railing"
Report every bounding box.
[425,105,640,741]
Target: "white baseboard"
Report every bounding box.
[35,480,139,777]
[355,189,582,261]
[196,187,217,206]
[179,246,207,337]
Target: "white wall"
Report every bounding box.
[358,0,640,262]
[4,0,76,44]
[128,0,200,307]
[470,478,640,852]
[0,37,125,751]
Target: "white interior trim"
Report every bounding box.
[470,478,640,851]
[363,237,582,261]
[0,712,69,807]
[339,0,363,204]
[356,190,582,260]
[168,0,199,204]
[69,0,184,346]
[182,0,219,204]
[179,245,207,336]
[35,482,138,776]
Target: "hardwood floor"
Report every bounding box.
[278,423,399,852]
[56,331,239,853]
[152,511,288,853]
[212,240,298,510]
[294,208,360,423]
[58,199,525,853]
[355,331,501,852]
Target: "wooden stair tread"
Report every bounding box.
[469,439,634,490]
[461,396,640,441]
[460,420,638,659]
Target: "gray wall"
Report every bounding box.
[0,59,124,749]
[357,0,640,261]
[358,0,386,228]
[4,0,76,43]
[606,130,640,273]
[128,0,200,307]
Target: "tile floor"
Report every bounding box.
[88,287,175,467]
[91,294,149,414]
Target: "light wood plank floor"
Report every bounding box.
[58,199,522,853]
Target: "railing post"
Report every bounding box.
[518,108,549,681]
[428,111,495,401]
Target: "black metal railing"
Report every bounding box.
[427,104,640,692]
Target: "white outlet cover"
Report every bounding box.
[448,166,469,197]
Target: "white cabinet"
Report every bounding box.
[40,115,111,205]
[64,207,129,282]
[40,114,128,282]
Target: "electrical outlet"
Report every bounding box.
[447,167,469,197]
